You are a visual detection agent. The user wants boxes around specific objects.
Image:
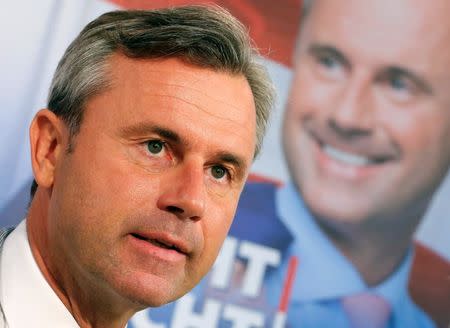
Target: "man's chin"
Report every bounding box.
[313,208,373,227]
[117,286,179,309]
[108,272,188,309]
[302,189,377,226]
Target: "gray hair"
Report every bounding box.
[30,5,275,197]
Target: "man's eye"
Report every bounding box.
[211,165,228,180]
[389,76,409,91]
[318,55,339,69]
[146,140,165,155]
[311,52,346,80]
[379,73,421,102]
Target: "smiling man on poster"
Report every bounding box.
[255,0,450,326]
[276,0,450,326]
[0,6,275,328]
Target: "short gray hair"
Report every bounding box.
[31,5,275,197]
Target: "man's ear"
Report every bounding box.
[29,109,67,189]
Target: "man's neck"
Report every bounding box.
[26,192,138,328]
[317,213,422,286]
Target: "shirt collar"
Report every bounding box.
[0,220,80,328]
[276,182,413,312]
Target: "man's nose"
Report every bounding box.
[157,161,206,221]
[327,73,375,138]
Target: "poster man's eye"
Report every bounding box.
[318,54,339,69]
[389,75,408,91]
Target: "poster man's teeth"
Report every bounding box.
[323,145,370,166]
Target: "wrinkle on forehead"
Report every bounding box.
[134,84,252,126]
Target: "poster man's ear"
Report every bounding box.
[29,109,67,190]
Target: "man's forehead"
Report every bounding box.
[309,0,450,18]
[108,54,253,113]
[308,0,448,38]
[303,0,450,75]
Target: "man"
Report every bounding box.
[262,0,450,327]
[136,0,450,327]
[0,6,275,328]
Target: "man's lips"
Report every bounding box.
[308,130,399,166]
[129,232,190,256]
[321,143,388,166]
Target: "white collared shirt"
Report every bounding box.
[0,220,79,327]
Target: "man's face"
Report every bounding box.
[47,56,256,307]
[283,0,450,224]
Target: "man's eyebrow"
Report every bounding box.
[381,66,433,94]
[120,123,181,143]
[307,43,350,68]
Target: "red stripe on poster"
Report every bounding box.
[279,256,299,313]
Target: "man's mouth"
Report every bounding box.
[320,142,394,167]
[130,233,185,254]
[322,144,371,166]
[310,130,396,167]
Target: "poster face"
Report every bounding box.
[0,1,449,327]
